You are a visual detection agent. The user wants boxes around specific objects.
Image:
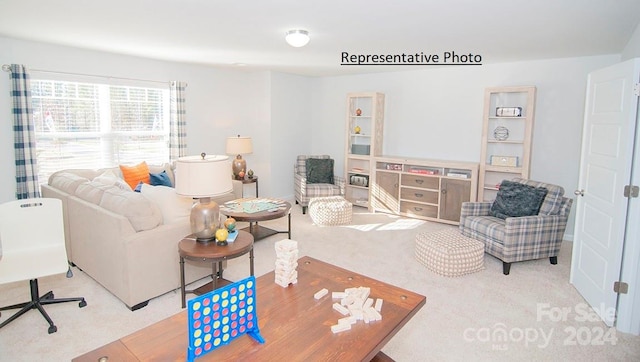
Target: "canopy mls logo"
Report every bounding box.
[341,51,482,66]
[463,303,618,351]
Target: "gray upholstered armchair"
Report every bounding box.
[459,178,573,275]
[294,155,345,214]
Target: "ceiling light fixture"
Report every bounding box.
[285,29,310,48]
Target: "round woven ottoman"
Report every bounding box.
[415,229,485,277]
[308,196,353,226]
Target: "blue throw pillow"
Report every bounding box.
[150,170,173,187]
[490,180,548,219]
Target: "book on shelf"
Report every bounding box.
[226,230,238,242]
[446,172,469,179]
[408,168,439,175]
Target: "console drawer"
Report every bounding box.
[401,174,439,190]
[400,188,438,204]
[400,201,438,218]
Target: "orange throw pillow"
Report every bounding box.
[119,161,151,190]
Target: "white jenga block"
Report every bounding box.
[332,302,350,316]
[370,307,382,321]
[275,245,298,253]
[338,316,357,325]
[274,239,298,289]
[275,239,298,251]
[344,287,358,294]
[275,269,297,278]
[275,249,297,256]
[341,296,356,306]
[347,304,362,315]
[275,253,298,263]
[364,307,381,322]
[331,323,351,334]
[351,309,363,320]
[275,275,291,282]
[374,298,383,312]
[274,276,289,285]
[363,298,374,309]
[363,312,370,324]
[358,287,370,301]
[331,291,345,299]
[275,260,298,268]
[275,277,297,286]
[314,288,328,300]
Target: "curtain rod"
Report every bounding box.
[2,64,179,86]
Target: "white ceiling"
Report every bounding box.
[1,0,639,77]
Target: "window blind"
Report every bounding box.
[31,79,170,185]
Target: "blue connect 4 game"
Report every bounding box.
[187,276,264,361]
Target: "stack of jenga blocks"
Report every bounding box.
[274,239,298,287]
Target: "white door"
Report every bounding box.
[570,59,640,326]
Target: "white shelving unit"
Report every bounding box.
[478,86,536,201]
[344,92,385,209]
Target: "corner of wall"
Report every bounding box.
[621,22,640,61]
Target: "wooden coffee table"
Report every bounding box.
[73,256,426,361]
[178,230,254,308]
[221,198,291,241]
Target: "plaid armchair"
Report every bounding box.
[459,178,573,275]
[294,155,345,214]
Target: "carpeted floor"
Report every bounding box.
[1,205,639,361]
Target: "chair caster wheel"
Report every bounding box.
[79,300,87,308]
[48,325,57,334]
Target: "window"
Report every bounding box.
[31,79,170,185]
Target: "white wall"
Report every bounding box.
[309,55,620,237]
[269,72,313,200]
[0,36,282,203]
[0,35,626,238]
[621,22,640,60]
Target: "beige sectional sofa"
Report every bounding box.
[41,163,242,310]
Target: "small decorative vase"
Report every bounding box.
[356,108,362,116]
[493,126,509,141]
[247,169,254,179]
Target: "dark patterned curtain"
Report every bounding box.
[7,64,40,199]
[169,81,188,162]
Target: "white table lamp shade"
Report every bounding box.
[176,155,232,197]
[226,136,253,179]
[225,136,253,156]
[175,154,232,242]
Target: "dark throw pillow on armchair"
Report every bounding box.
[490,180,548,219]
[305,158,335,184]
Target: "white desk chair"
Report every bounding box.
[0,198,86,334]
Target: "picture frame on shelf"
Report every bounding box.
[495,107,522,117]
[490,155,518,167]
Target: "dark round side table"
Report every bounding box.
[178,230,254,308]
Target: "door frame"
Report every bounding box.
[616,66,640,334]
[570,58,640,335]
